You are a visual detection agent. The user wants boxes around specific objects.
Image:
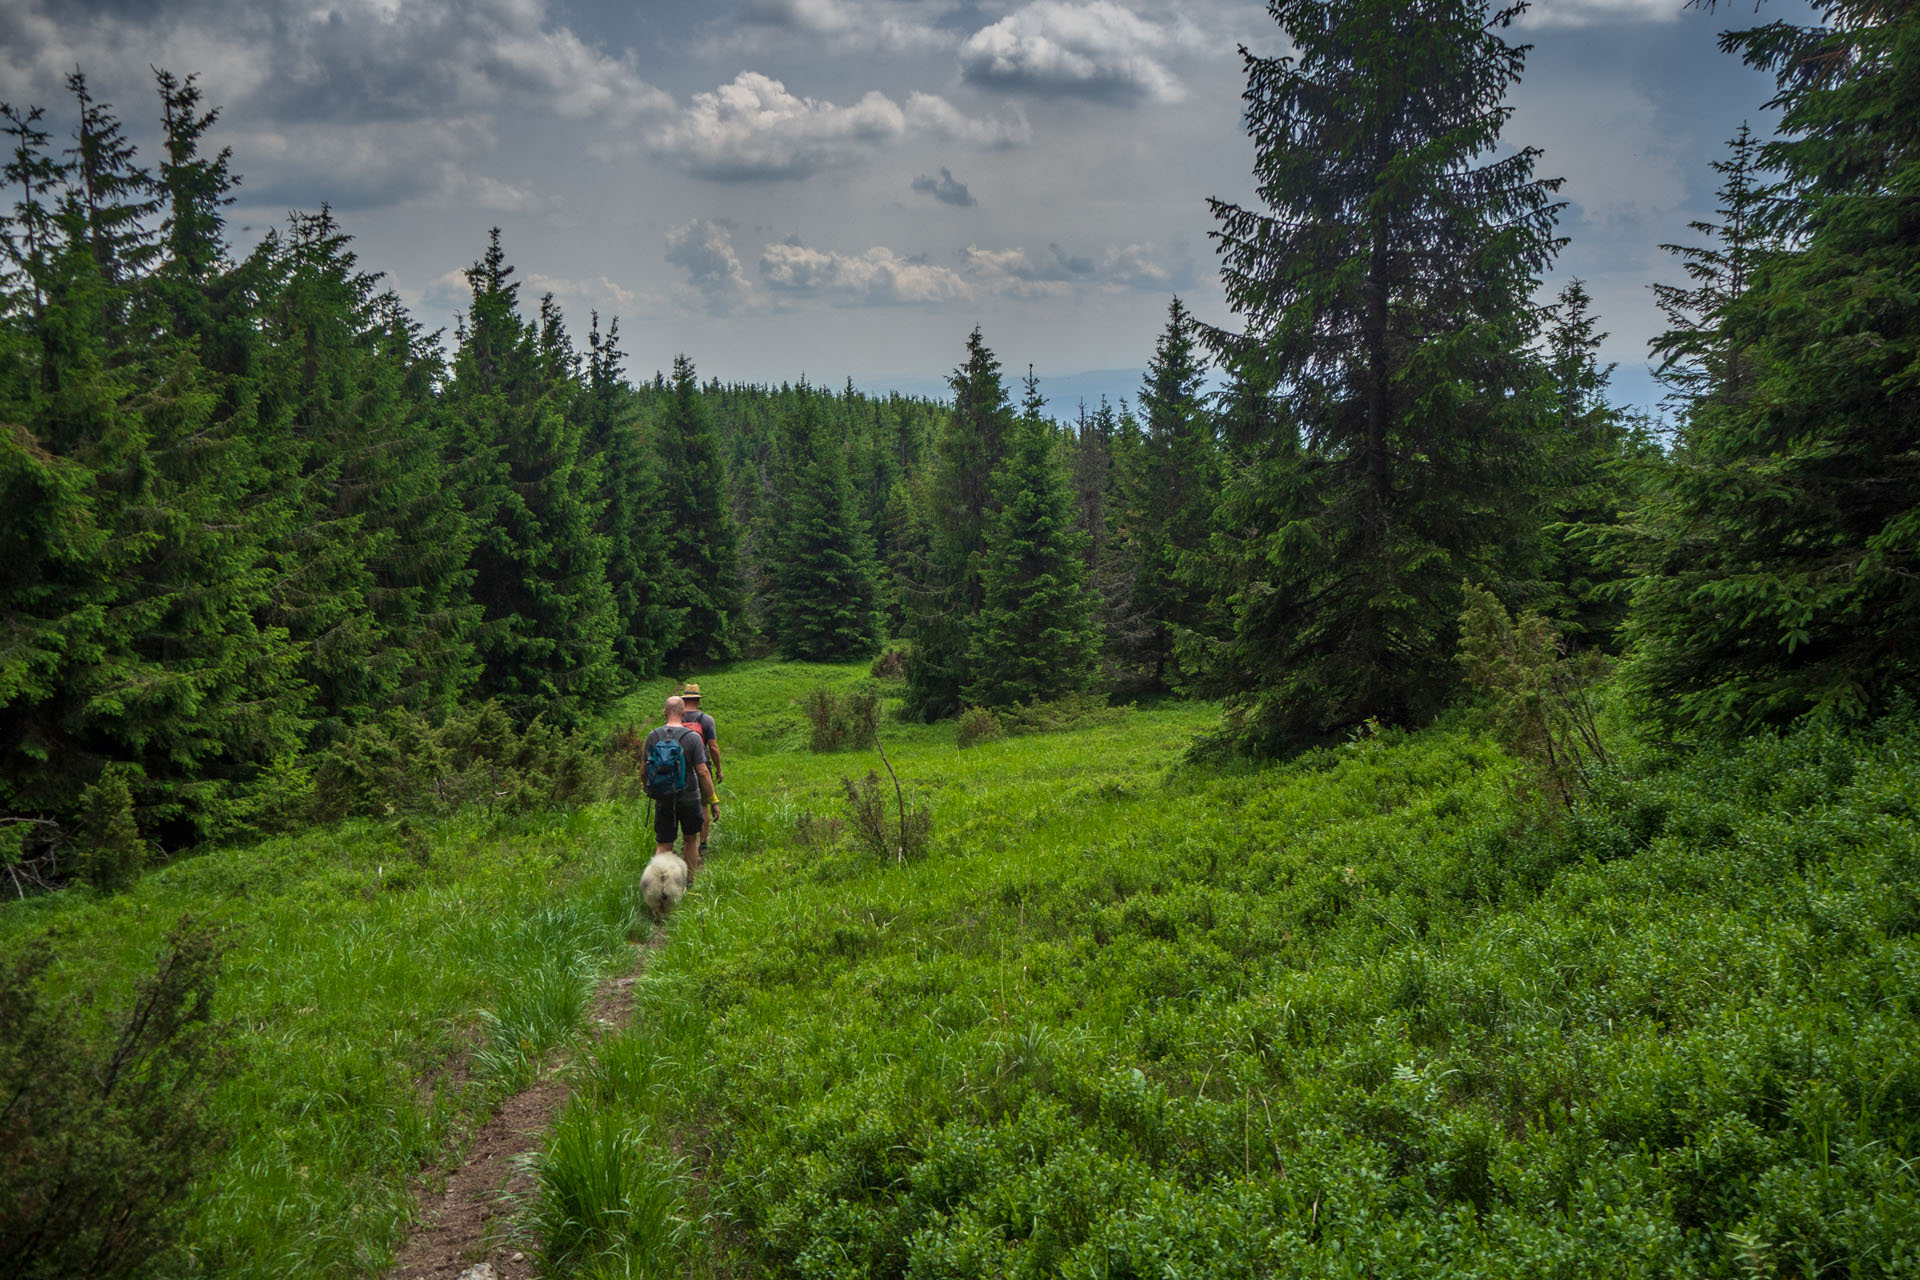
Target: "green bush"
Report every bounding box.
[308,702,606,822]
[0,919,232,1279]
[870,646,908,681]
[801,682,881,753]
[955,706,1001,748]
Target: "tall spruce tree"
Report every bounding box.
[768,393,883,660]
[1203,0,1564,752]
[903,327,1016,719]
[3,78,309,852]
[255,208,477,734]
[582,312,673,679]
[1649,123,1769,413]
[1538,278,1650,651]
[1119,296,1220,691]
[1628,0,1920,734]
[964,375,1099,709]
[448,230,620,727]
[657,353,747,668]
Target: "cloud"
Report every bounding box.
[759,242,973,305]
[961,240,1179,296]
[0,0,671,208]
[904,92,1032,148]
[648,72,1024,181]
[912,167,978,206]
[731,0,956,54]
[1518,0,1685,27]
[959,1,1187,104]
[665,218,753,313]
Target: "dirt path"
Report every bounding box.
[386,937,661,1280]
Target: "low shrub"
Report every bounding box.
[955,706,1002,748]
[841,771,932,862]
[308,702,606,823]
[795,808,845,854]
[869,646,908,681]
[0,919,233,1280]
[801,683,881,753]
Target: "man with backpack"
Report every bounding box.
[680,682,721,854]
[644,696,717,872]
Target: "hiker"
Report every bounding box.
[681,682,722,854]
[645,695,716,873]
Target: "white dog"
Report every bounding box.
[640,850,689,923]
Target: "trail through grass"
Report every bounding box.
[559,661,1920,1278]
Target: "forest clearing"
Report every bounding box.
[6,659,1918,1277]
[5,0,1918,1274]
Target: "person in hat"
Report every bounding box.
[645,695,715,872]
[681,682,721,853]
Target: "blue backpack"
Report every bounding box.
[643,727,692,799]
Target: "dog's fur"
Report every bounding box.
[641,850,689,922]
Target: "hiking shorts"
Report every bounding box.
[654,793,704,845]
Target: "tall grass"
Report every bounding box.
[563,662,1920,1278]
[0,800,658,1278]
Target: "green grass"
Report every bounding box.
[9,658,1917,1277]
[0,799,658,1278]
[557,662,1920,1278]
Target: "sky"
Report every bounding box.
[1,0,1813,416]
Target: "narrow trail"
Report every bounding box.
[386,935,664,1280]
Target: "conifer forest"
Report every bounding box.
[2,0,1917,1276]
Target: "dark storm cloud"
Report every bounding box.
[912,167,976,206]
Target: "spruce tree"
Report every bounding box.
[656,353,747,669]
[903,327,1016,720]
[2,79,309,849]
[768,393,883,660]
[1120,297,1220,691]
[448,230,620,727]
[1203,0,1564,752]
[1629,0,1920,733]
[582,312,673,680]
[1650,123,1769,413]
[1538,278,1649,651]
[964,376,1099,709]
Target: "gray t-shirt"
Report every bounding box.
[643,723,707,798]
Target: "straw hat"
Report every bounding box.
[679,682,702,702]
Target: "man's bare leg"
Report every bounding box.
[682,824,703,874]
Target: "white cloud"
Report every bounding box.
[666,218,753,312]
[905,92,1032,148]
[959,1,1187,104]
[649,72,1024,181]
[0,0,670,208]
[730,0,957,54]
[760,242,974,305]
[961,239,1177,295]
[1518,0,1685,27]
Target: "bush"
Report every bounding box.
[1458,582,1611,808]
[75,765,147,893]
[870,646,908,681]
[796,808,845,854]
[308,702,606,822]
[955,706,1002,748]
[841,771,933,862]
[0,919,233,1279]
[801,683,881,753]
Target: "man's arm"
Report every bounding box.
[694,761,716,804]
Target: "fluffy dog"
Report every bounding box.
[640,850,689,923]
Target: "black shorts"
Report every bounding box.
[654,793,704,844]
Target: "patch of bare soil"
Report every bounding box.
[386,937,661,1280]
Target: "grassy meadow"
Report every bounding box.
[5,660,1918,1277]
[547,663,1920,1278]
